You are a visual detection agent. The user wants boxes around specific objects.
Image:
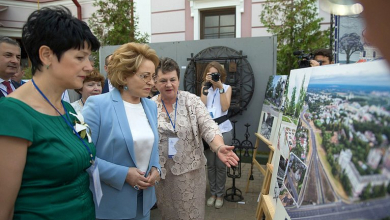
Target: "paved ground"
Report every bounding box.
[151,162,264,220]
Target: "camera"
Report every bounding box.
[202,72,220,95]
[211,72,220,82]
[293,50,323,68]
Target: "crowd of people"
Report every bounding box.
[0,5,238,220]
[1,1,389,220]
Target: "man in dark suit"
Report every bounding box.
[0,36,21,98]
[102,54,112,94]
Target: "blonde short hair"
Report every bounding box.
[108,43,159,91]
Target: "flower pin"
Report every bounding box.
[69,112,92,143]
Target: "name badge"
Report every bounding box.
[209,107,217,119]
[88,160,103,206]
[168,137,179,158]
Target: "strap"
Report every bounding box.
[213,115,229,125]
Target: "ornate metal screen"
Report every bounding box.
[184,46,255,117]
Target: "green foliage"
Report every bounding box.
[23,67,32,79]
[340,170,352,196]
[387,183,390,195]
[295,75,307,118]
[88,0,149,46]
[372,184,386,198]
[287,87,297,116]
[260,0,330,75]
[265,75,275,99]
[353,120,390,141]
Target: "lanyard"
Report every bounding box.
[0,87,8,95]
[31,78,95,164]
[161,94,178,132]
[211,88,219,108]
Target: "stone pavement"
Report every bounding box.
[151,162,265,220]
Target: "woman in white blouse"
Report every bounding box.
[71,69,104,112]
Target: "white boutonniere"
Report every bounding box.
[69,112,92,143]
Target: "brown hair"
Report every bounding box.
[155,57,180,79]
[202,61,226,83]
[74,69,105,94]
[108,43,159,91]
[313,48,333,62]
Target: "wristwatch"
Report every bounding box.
[219,88,225,94]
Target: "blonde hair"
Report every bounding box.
[108,43,159,91]
[202,61,227,83]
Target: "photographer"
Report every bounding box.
[310,48,334,67]
[200,61,233,209]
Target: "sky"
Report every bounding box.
[272,75,288,88]
[308,60,390,87]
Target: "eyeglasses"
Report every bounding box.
[137,73,153,83]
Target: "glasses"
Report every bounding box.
[137,73,153,83]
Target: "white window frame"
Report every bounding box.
[190,0,244,40]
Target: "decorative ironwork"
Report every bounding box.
[241,123,255,181]
[231,120,240,150]
[184,46,255,117]
[225,120,244,202]
[241,123,254,157]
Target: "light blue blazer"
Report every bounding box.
[83,89,160,219]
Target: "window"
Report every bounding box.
[200,8,235,39]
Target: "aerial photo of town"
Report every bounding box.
[259,75,288,142]
[284,61,390,220]
[279,69,311,159]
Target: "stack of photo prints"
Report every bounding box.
[258,60,390,219]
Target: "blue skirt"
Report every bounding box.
[98,190,150,220]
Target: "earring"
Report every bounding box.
[46,64,50,70]
[123,86,128,91]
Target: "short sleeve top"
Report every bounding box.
[0,97,96,220]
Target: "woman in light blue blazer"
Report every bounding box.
[83,43,161,220]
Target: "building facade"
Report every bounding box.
[1,0,331,43]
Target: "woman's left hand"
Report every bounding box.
[217,145,239,167]
[211,80,223,90]
[146,167,161,187]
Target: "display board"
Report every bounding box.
[335,14,382,64]
[259,60,390,219]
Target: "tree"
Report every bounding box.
[339,33,364,64]
[287,87,297,116]
[88,0,148,46]
[266,75,275,99]
[260,0,330,75]
[360,183,371,200]
[295,75,306,118]
[283,78,290,112]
